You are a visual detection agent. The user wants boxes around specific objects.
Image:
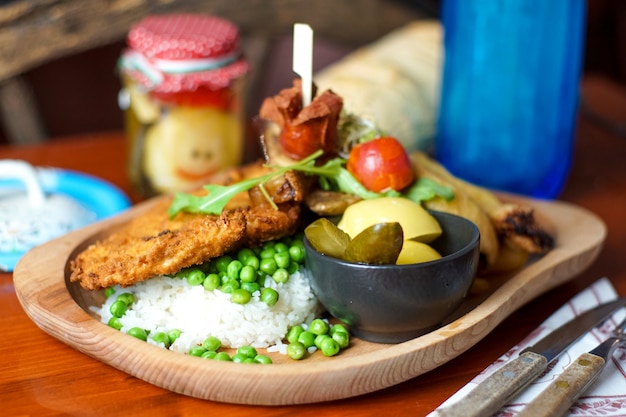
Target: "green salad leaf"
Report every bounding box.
[403,177,455,204]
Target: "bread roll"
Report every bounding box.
[314,20,442,153]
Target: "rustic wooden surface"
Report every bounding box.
[1,74,626,415]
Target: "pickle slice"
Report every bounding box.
[304,218,350,259]
[344,222,403,265]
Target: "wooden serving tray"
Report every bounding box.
[12,195,606,405]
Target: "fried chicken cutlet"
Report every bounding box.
[70,162,306,291]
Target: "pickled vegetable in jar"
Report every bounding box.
[118,14,248,197]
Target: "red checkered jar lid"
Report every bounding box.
[120,14,248,93]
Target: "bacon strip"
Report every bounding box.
[259,79,343,160]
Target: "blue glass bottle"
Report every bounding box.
[436,0,586,198]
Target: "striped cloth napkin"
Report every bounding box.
[430,277,626,417]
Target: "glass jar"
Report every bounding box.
[118,14,248,198]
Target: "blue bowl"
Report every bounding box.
[0,168,130,271]
[303,211,480,343]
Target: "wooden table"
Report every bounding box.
[2,75,625,416]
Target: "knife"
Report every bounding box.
[431,298,626,417]
[516,315,626,417]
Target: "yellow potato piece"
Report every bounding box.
[397,240,442,265]
[337,197,442,242]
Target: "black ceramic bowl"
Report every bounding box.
[303,210,480,344]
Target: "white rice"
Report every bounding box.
[92,269,322,353]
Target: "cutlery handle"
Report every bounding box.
[432,351,548,417]
[516,352,606,417]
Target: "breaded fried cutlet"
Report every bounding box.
[69,162,306,291]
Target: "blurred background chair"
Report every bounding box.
[0,0,438,145]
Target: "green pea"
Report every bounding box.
[287,325,304,344]
[202,336,221,351]
[127,327,148,341]
[241,281,260,294]
[151,332,171,347]
[189,346,207,357]
[104,287,115,298]
[203,273,221,291]
[109,300,128,318]
[297,330,316,348]
[309,319,330,336]
[289,243,305,263]
[227,260,243,279]
[168,329,182,343]
[231,352,248,363]
[262,240,276,250]
[332,330,350,349]
[201,351,218,359]
[274,251,291,269]
[272,268,290,284]
[239,265,257,283]
[107,316,123,330]
[231,288,252,304]
[259,247,276,259]
[314,334,332,349]
[274,242,289,253]
[287,342,306,360]
[287,261,300,275]
[203,260,218,274]
[330,323,349,336]
[221,274,237,286]
[215,255,233,273]
[260,257,277,275]
[243,255,259,270]
[260,287,279,307]
[237,248,256,264]
[116,292,135,306]
[256,274,268,287]
[221,280,240,294]
[214,352,232,361]
[320,337,341,357]
[186,268,205,286]
[254,355,272,364]
[237,345,258,359]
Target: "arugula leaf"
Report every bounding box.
[168,178,263,218]
[168,150,324,218]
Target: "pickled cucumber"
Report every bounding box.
[304,218,350,259]
[344,222,403,264]
[337,197,442,242]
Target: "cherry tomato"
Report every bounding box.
[347,137,414,192]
